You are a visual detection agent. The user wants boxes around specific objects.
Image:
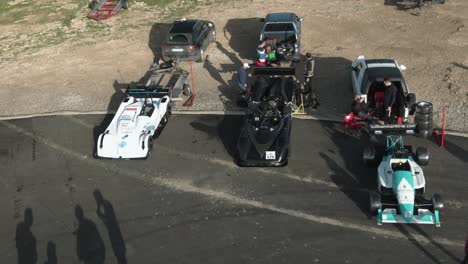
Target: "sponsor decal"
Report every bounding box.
[119,141,126,148]
[126,107,138,111]
[396,178,414,204]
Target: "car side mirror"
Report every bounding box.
[399,65,407,71]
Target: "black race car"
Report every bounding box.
[237,67,296,167]
[162,18,216,62]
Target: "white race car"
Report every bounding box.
[95,88,171,159]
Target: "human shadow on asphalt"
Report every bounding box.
[149,23,172,61]
[15,208,37,264]
[93,189,127,264]
[189,115,242,161]
[74,205,106,264]
[44,241,57,264]
[224,18,263,60]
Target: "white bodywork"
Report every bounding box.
[378,157,425,190]
[96,96,170,159]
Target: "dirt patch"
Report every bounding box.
[0,0,467,131]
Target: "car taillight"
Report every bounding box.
[188,45,196,50]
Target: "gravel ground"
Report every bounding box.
[0,0,466,131]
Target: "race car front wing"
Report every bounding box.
[377,208,441,227]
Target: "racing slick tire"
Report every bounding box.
[415,147,430,166]
[417,130,432,139]
[183,84,192,96]
[416,120,434,131]
[415,113,433,124]
[432,193,444,211]
[363,145,376,167]
[369,192,382,215]
[162,105,172,124]
[415,101,433,115]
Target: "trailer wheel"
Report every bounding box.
[369,192,382,215]
[432,193,444,211]
[183,84,192,96]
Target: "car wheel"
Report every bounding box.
[197,48,205,62]
[432,193,443,211]
[369,192,382,215]
[415,147,429,166]
[363,145,376,167]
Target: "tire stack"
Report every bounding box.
[414,101,433,138]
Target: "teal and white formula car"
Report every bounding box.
[365,128,443,227]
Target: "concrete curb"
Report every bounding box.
[1,110,467,138]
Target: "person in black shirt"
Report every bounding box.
[303,53,319,109]
[383,78,398,118]
[351,95,373,122]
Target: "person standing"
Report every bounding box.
[303,53,319,108]
[383,78,398,120]
[237,62,250,94]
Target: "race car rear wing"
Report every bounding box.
[252,67,296,77]
[369,124,416,135]
[125,87,170,98]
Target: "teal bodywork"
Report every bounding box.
[376,135,441,227]
[393,170,415,222]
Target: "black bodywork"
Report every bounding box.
[237,67,296,167]
[162,19,215,62]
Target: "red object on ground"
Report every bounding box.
[433,106,446,148]
[87,0,126,21]
[344,112,365,130]
[183,61,196,107]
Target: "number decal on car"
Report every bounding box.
[266,151,276,160]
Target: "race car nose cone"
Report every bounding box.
[400,203,414,222]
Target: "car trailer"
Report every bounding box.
[141,62,192,99]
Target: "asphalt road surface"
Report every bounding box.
[0,114,467,264]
